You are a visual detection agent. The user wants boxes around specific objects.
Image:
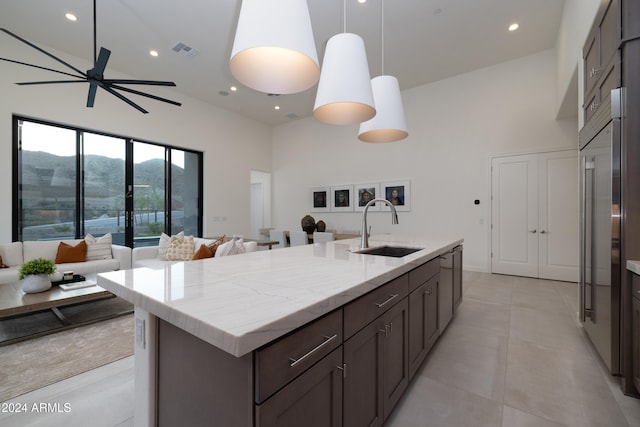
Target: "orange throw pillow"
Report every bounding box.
[55,241,87,263]
[192,244,213,260]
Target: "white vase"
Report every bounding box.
[22,274,52,294]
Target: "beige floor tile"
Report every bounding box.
[509,305,590,354]
[386,375,503,427]
[448,298,511,337]
[504,339,629,427]
[420,322,508,401]
[502,405,566,427]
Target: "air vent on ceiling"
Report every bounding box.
[286,113,299,119]
[172,42,200,57]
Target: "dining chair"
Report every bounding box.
[269,229,288,249]
[313,231,335,243]
[289,230,309,246]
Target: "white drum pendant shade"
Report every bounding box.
[313,33,376,125]
[358,75,408,142]
[230,0,319,94]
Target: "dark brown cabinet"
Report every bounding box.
[408,274,439,379]
[343,293,409,425]
[256,347,343,427]
[583,0,619,122]
[632,274,640,393]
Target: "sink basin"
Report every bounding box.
[355,245,423,258]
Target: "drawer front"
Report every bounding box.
[633,273,640,301]
[344,274,409,339]
[408,258,440,292]
[255,309,343,404]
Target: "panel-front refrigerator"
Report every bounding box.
[579,91,622,374]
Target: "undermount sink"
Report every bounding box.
[355,245,423,258]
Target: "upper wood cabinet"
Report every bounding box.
[583,0,619,122]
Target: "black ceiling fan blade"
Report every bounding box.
[109,84,182,106]
[1,28,87,77]
[103,79,177,87]
[87,82,98,107]
[93,47,111,76]
[97,82,149,114]
[16,79,86,86]
[0,57,85,79]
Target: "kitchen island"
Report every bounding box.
[98,234,463,426]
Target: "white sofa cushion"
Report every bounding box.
[23,239,84,263]
[0,242,24,267]
[0,267,20,284]
[85,233,113,260]
[57,258,120,276]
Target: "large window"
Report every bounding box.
[13,117,202,246]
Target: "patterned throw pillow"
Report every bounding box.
[163,236,195,261]
[206,235,226,257]
[85,233,113,260]
[157,231,185,259]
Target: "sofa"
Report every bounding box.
[0,235,132,286]
[133,234,257,269]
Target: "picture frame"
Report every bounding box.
[354,183,381,212]
[330,185,354,212]
[380,180,411,212]
[310,186,330,213]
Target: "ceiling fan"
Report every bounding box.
[0,0,181,114]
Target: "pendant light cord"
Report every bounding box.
[93,0,97,66]
[343,0,346,33]
[381,0,384,76]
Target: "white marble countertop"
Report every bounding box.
[627,260,640,275]
[97,234,462,357]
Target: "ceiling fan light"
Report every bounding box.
[358,75,408,143]
[230,0,319,95]
[313,33,376,125]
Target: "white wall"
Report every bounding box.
[0,39,272,243]
[555,0,602,122]
[272,49,578,272]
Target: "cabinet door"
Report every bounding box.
[409,275,439,379]
[453,248,463,312]
[382,298,409,420]
[633,295,640,393]
[256,347,343,427]
[343,318,385,427]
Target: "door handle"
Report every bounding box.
[529,229,537,233]
[540,230,547,234]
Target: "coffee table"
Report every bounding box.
[0,277,133,345]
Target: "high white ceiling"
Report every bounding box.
[0,0,565,125]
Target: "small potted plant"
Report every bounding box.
[19,258,56,294]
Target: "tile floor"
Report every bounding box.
[1,272,640,426]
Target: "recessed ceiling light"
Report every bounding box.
[230,86,237,92]
[508,23,519,31]
[65,13,77,21]
[149,50,159,57]
[357,0,367,4]
[274,105,280,110]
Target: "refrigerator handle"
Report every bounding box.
[581,156,595,322]
[580,156,586,322]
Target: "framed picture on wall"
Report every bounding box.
[310,187,330,212]
[354,183,380,212]
[330,185,354,212]
[381,180,411,212]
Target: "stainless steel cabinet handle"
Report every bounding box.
[336,363,347,378]
[289,334,338,367]
[540,230,547,234]
[424,288,432,296]
[529,229,537,233]
[375,293,399,308]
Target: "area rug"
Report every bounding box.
[0,314,134,401]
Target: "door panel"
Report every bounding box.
[538,152,579,281]
[491,155,538,277]
[492,150,579,281]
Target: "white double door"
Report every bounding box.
[491,150,579,282]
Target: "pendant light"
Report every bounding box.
[230,0,319,95]
[358,0,408,142]
[313,0,376,125]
